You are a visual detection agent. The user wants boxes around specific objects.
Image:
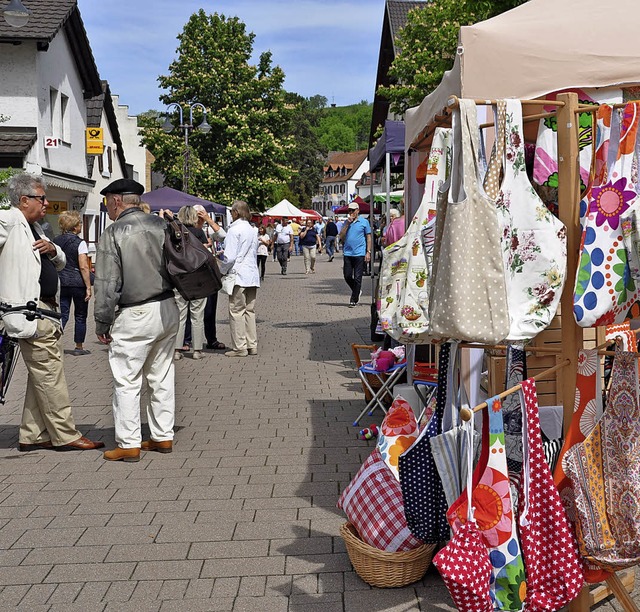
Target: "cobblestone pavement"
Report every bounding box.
[0,251,637,611]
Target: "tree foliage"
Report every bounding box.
[140,11,293,209]
[315,101,372,153]
[378,0,528,115]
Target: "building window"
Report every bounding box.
[60,94,69,142]
[49,88,58,137]
[340,184,345,194]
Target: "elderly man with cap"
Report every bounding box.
[94,178,179,462]
[0,173,104,453]
[339,201,372,307]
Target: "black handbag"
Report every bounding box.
[163,220,222,300]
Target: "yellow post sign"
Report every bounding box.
[85,127,104,155]
[46,201,67,215]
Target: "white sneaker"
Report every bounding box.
[173,350,183,361]
[192,351,204,360]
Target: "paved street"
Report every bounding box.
[0,251,636,611]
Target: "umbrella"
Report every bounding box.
[263,199,313,218]
[140,187,227,215]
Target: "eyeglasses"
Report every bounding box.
[24,194,47,203]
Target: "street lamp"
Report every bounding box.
[3,0,30,27]
[162,102,211,193]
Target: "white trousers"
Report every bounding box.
[302,245,317,273]
[228,285,257,352]
[174,291,206,351]
[108,298,179,448]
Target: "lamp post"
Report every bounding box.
[3,0,30,27]
[162,102,211,193]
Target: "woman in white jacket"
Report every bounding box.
[219,200,260,357]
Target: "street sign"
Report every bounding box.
[45,201,67,215]
[85,127,104,155]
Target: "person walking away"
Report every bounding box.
[266,223,277,261]
[257,226,270,281]
[0,173,103,452]
[219,200,260,357]
[274,217,293,275]
[194,206,227,351]
[299,218,322,274]
[53,210,93,355]
[290,218,301,256]
[339,201,372,308]
[95,178,179,462]
[383,208,405,247]
[324,217,338,261]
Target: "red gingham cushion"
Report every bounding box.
[337,449,424,552]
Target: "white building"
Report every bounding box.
[312,150,369,215]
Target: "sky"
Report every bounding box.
[77,0,385,116]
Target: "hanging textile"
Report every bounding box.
[429,99,510,344]
[517,379,584,610]
[486,100,567,341]
[563,350,640,572]
[502,346,527,471]
[553,349,609,583]
[447,395,526,611]
[433,419,494,612]
[398,343,451,543]
[378,129,451,342]
[574,103,640,327]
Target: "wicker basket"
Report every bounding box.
[340,522,436,588]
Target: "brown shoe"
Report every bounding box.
[18,440,53,452]
[103,447,141,462]
[55,436,105,452]
[141,439,173,454]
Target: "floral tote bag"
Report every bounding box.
[563,350,640,572]
[433,419,494,612]
[574,103,640,327]
[486,100,567,341]
[429,99,510,344]
[553,349,609,584]
[517,379,584,611]
[447,395,526,611]
[378,128,451,342]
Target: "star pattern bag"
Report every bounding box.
[517,379,584,611]
[447,395,526,611]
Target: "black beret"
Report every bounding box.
[100,178,144,196]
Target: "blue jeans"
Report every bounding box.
[293,235,300,255]
[325,236,336,258]
[60,286,88,344]
[343,256,365,303]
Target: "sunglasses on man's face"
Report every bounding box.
[24,194,47,203]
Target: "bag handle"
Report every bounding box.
[464,415,476,523]
[483,100,507,200]
[518,386,531,527]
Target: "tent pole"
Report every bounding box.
[385,152,391,225]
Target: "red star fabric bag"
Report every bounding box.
[517,379,584,610]
[433,419,493,611]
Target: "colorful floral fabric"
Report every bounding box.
[517,379,584,611]
[448,396,526,610]
[574,103,640,327]
[563,350,640,572]
[553,349,609,583]
[489,100,567,341]
[376,396,419,480]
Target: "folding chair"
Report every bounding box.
[354,361,407,426]
[412,362,439,423]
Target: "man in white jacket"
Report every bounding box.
[0,173,103,452]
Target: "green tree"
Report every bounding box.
[282,93,326,208]
[378,0,527,115]
[140,11,293,210]
[316,101,372,152]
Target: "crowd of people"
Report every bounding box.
[0,171,404,463]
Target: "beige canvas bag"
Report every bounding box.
[429,99,510,344]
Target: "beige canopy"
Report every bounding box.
[405,0,640,150]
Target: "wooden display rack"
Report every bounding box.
[413,92,638,611]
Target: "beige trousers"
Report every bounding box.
[174,291,206,351]
[18,308,81,446]
[228,285,257,352]
[302,245,317,273]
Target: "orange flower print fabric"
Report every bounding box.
[376,396,419,480]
